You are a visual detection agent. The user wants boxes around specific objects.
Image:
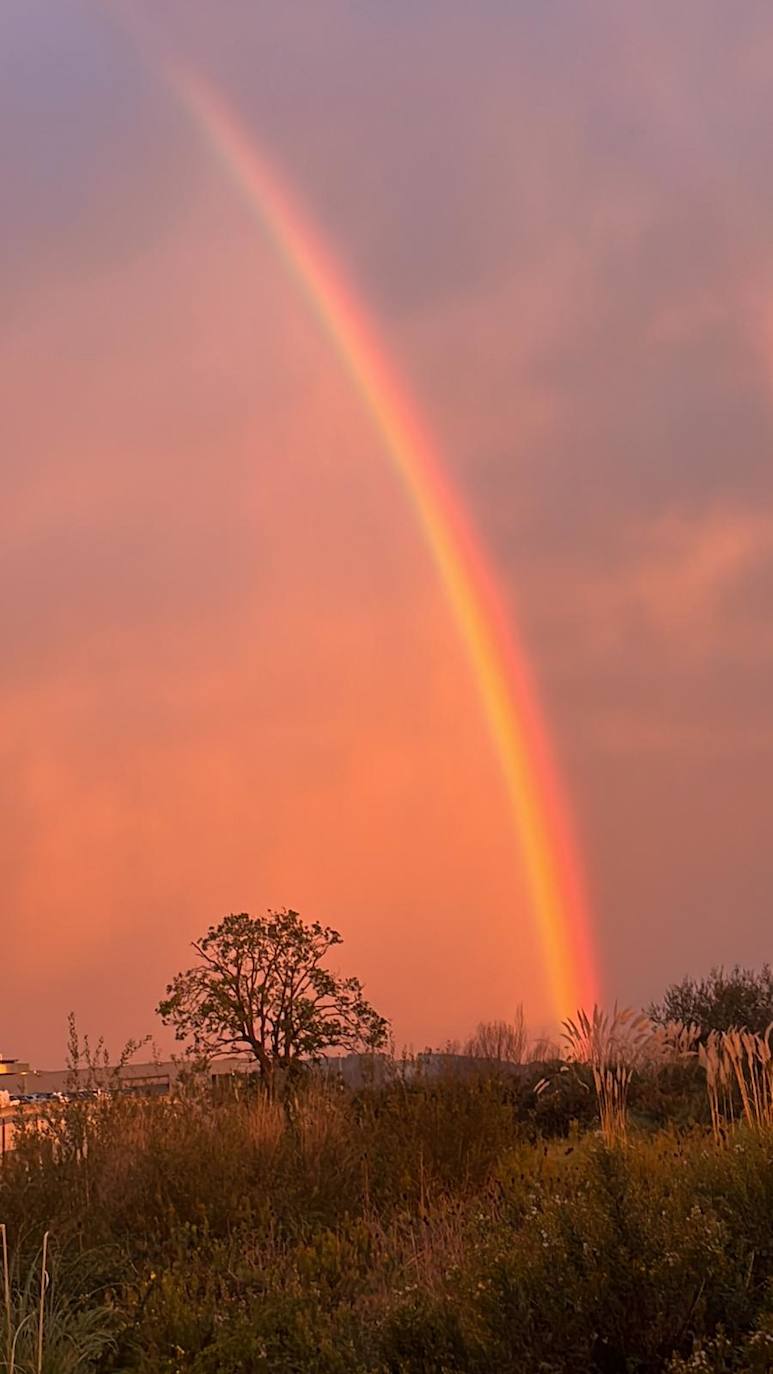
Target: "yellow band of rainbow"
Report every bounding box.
[167,65,599,1021]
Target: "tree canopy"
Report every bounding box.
[157,909,389,1091]
[648,963,773,1040]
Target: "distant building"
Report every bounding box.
[0,1057,31,1076]
[0,1055,257,1100]
[318,1053,391,1090]
[0,1049,536,1104]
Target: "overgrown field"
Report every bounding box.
[2,1053,773,1373]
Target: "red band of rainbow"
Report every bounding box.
[167,65,600,1021]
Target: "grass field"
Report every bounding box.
[1,1032,773,1373]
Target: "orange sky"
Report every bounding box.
[2,157,538,1060]
[3,2,773,1064]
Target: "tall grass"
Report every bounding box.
[554,1006,699,1144]
[0,1229,115,1374]
[700,1024,773,1139]
[561,1005,649,1142]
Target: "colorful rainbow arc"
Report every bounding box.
[167,65,599,1021]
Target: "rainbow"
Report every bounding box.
[166,65,599,1020]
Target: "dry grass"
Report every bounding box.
[700,1023,773,1140]
[287,1080,349,1162]
[559,1007,773,1146]
[559,1006,699,1144]
[561,1005,648,1143]
[245,1093,285,1155]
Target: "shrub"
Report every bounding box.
[649,966,773,1041]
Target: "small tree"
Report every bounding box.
[157,909,389,1094]
[464,1007,528,1063]
[648,964,773,1041]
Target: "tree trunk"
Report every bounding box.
[250,1042,275,1100]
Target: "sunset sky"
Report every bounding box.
[3,1,773,1065]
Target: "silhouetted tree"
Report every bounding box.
[648,964,773,1041]
[465,1007,528,1063]
[157,909,388,1095]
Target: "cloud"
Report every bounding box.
[559,508,773,663]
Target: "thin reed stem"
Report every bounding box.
[1,1224,11,1374]
[37,1232,48,1374]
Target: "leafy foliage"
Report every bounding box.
[649,965,773,1040]
[157,910,389,1090]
